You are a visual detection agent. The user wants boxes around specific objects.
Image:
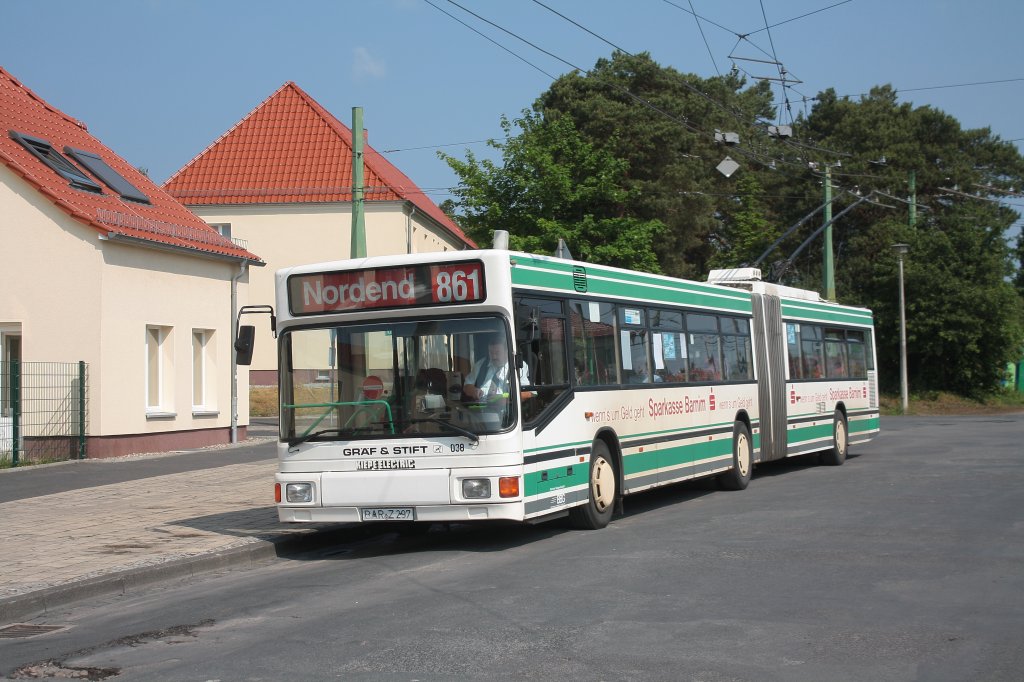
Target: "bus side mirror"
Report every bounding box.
[235,325,256,365]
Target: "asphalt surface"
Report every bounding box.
[0,417,330,625]
[2,414,1021,637]
[1,412,1021,680]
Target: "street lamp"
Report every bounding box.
[892,243,910,413]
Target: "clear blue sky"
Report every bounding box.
[4,0,1024,219]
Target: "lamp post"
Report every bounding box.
[892,243,910,413]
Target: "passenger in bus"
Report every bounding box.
[830,357,846,377]
[574,359,592,386]
[463,334,533,402]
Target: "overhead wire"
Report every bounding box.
[382,139,496,153]
[743,0,852,36]
[757,0,792,126]
[520,0,824,175]
[688,0,721,76]
[421,0,559,80]
[426,0,911,208]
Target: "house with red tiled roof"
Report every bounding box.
[164,81,475,383]
[0,66,264,459]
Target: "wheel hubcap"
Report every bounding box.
[737,433,750,476]
[592,456,615,511]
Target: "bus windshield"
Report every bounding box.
[280,316,517,443]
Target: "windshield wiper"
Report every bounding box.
[287,424,386,448]
[405,418,480,444]
[288,428,347,448]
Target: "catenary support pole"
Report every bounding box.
[351,107,366,258]
[823,165,835,300]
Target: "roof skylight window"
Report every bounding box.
[65,147,150,204]
[8,130,102,193]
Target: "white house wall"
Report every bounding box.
[0,165,104,364]
[96,241,249,438]
[1,165,250,452]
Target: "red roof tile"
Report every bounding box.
[163,82,475,248]
[0,66,261,263]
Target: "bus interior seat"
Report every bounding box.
[418,368,447,395]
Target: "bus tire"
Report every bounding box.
[820,410,848,466]
[569,439,616,530]
[719,420,752,490]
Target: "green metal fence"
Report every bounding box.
[1,361,88,466]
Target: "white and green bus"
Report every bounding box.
[241,246,879,530]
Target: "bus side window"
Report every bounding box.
[652,309,685,383]
[617,307,648,384]
[786,323,803,380]
[847,330,867,378]
[801,325,825,379]
[686,313,721,382]
[721,316,753,382]
[570,299,618,387]
[515,296,570,424]
[824,328,847,378]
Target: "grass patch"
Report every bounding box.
[250,386,279,417]
[249,383,344,418]
[0,456,69,469]
[880,390,1024,416]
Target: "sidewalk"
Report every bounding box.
[0,424,344,625]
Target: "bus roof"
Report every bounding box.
[275,248,873,327]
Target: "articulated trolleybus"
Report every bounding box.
[242,247,879,530]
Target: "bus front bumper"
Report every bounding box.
[276,468,526,523]
[279,503,524,523]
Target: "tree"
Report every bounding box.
[536,52,778,279]
[442,111,664,272]
[708,173,779,270]
[791,86,1024,395]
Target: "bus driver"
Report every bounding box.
[463,334,534,402]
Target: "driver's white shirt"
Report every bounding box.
[469,358,530,396]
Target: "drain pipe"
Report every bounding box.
[406,204,417,254]
[230,260,248,443]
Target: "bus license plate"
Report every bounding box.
[361,507,415,521]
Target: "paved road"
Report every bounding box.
[2,414,1022,680]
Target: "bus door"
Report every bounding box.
[751,294,788,461]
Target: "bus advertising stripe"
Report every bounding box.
[524,447,590,465]
[621,423,734,449]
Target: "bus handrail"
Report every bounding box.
[283,400,395,436]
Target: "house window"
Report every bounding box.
[192,329,216,412]
[146,325,173,414]
[9,131,102,193]
[209,223,231,240]
[1,327,22,418]
[64,147,150,204]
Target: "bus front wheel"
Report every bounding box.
[820,410,848,466]
[719,420,752,490]
[570,440,617,530]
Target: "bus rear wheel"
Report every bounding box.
[820,410,848,466]
[719,420,752,490]
[569,440,616,530]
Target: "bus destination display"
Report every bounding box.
[288,261,486,315]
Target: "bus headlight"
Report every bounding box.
[462,478,491,499]
[286,482,314,503]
